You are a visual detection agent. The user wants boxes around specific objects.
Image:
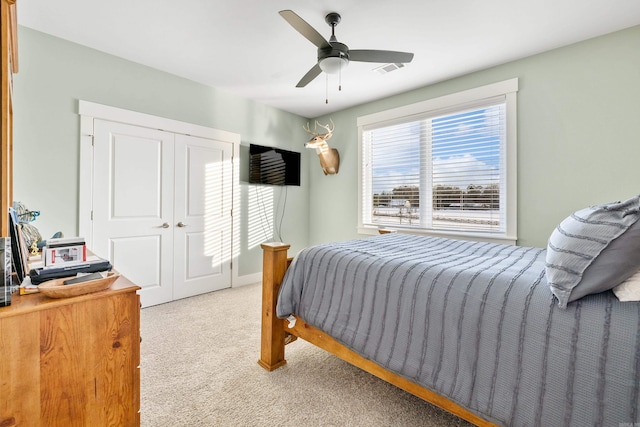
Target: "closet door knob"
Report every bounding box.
[158,222,170,228]
[176,222,188,228]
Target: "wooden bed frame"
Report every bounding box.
[258,242,497,427]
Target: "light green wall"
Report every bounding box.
[311,25,640,248]
[12,27,311,276]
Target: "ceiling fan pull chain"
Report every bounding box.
[326,73,329,104]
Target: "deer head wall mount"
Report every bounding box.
[304,119,340,175]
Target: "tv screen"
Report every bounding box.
[249,144,300,186]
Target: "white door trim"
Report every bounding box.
[78,100,241,289]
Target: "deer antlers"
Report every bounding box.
[303,119,334,145]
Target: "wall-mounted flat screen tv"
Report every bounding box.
[249,144,301,186]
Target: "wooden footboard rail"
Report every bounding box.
[258,242,497,427]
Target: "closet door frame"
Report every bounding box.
[78,100,240,289]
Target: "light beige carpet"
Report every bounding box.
[140,283,474,427]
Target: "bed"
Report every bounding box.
[258,198,640,427]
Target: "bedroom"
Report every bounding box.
[1,0,640,426]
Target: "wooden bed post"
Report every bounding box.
[258,242,291,371]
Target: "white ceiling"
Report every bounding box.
[16,0,640,118]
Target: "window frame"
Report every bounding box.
[357,78,518,245]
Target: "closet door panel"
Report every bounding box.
[109,236,162,294]
[111,136,162,218]
[173,134,232,299]
[92,120,175,307]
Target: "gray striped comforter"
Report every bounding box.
[276,234,640,427]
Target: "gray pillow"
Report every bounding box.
[546,195,640,308]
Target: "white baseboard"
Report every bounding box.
[233,272,261,288]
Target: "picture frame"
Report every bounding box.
[8,208,28,283]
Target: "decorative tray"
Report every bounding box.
[38,271,120,299]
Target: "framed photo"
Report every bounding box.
[8,208,28,283]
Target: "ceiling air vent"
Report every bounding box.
[373,63,405,74]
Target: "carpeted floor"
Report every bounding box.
[140,283,474,426]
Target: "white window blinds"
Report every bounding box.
[362,98,507,234]
[431,102,505,232]
[363,121,425,227]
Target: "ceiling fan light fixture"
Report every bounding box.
[319,56,348,74]
[279,10,413,88]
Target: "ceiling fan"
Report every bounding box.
[280,10,414,88]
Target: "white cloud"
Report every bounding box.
[433,153,498,188]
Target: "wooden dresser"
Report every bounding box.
[0,277,141,426]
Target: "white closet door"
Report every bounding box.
[173,134,232,299]
[92,119,175,307]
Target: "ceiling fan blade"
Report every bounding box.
[349,50,414,64]
[279,10,331,49]
[296,64,323,88]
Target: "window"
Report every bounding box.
[358,79,518,244]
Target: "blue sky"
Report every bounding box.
[370,104,504,194]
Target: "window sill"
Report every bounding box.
[358,225,517,246]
